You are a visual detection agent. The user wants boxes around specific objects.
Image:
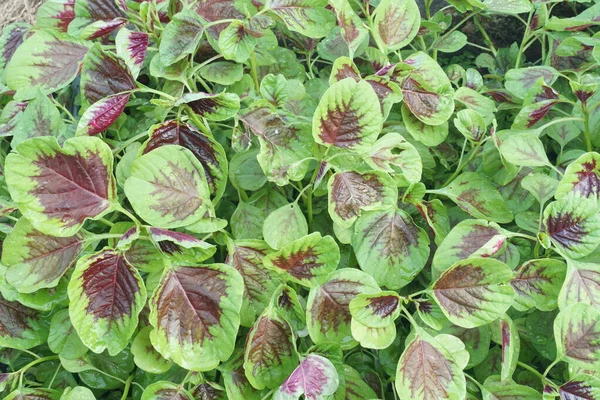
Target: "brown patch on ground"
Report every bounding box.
[0,0,42,30]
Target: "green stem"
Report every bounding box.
[250,51,260,92]
[582,103,593,152]
[515,11,534,68]
[121,375,134,400]
[400,304,418,327]
[84,233,127,242]
[306,159,322,230]
[543,358,561,377]
[112,130,149,154]
[19,356,59,387]
[440,141,482,188]
[116,206,142,227]
[185,106,212,137]
[473,16,497,56]
[517,361,553,386]
[99,217,115,227]
[51,98,76,123]
[136,85,177,102]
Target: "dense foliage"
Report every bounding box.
[0,0,600,398]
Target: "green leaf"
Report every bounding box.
[200,61,244,85]
[543,194,600,259]
[364,132,422,184]
[554,303,600,372]
[343,365,378,400]
[498,131,550,167]
[432,258,515,328]
[131,326,172,374]
[4,30,88,97]
[327,170,398,228]
[262,203,308,250]
[312,78,383,152]
[351,207,430,289]
[48,309,88,360]
[482,376,541,400]
[435,172,514,223]
[266,0,336,38]
[149,263,243,371]
[454,109,487,142]
[372,0,420,53]
[124,145,214,229]
[243,307,299,390]
[454,87,496,120]
[350,318,396,349]
[511,259,566,312]
[68,248,147,355]
[521,172,559,205]
[432,31,468,53]
[558,258,600,310]
[396,330,467,400]
[306,268,380,349]
[159,9,204,66]
[12,90,65,149]
[401,105,449,147]
[218,20,256,63]
[60,387,96,400]
[5,136,116,237]
[1,217,85,293]
[263,232,339,288]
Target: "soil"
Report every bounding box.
[0,0,41,29]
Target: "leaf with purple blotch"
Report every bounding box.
[263,232,340,288]
[4,388,62,400]
[5,136,116,237]
[504,66,559,99]
[243,306,300,390]
[11,90,65,148]
[499,315,520,381]
[306,268,380,349]
[159,9,205,66]
[329,0,369,57]
[364,132,422,185]
[372,0,420,53]
[0,292,50,350]
[327,170,398,228]
[140,381,194,400]
[559,258,600,310]
[395,330,467,400]
[432,258,515,329]
[115,28,148,79]
[176,92,241,121]
[559,374,600,400]
[275,354,339,400]
[512,84,560,129]
[194,0,245,39]
[218,20,257,63]
[225,240,281,327]
[0,100,27,137]
[543,194,600,259]
[148,263,243,371]
[328,57,360,85]
[147,227,216,262]
[432,172,514,223]
[454,109,487,143]
[556,152,600,202]
[4,30,88,97]
[511,259,566,312]
[0,22,29,75]
[124,145,214,229]
[35,0,75,33]
[349,291,401,349]
[545,3,600,32]
[116,226,139,251]
[68,0,127,40]
[401,75,455,126]
[1,217,85,293]
[265,0,336,39]
[366,75,403,119]
[79,43,136,106]
[312,78,383,152]
[76,93,131,136]
[554,303,600,372]
[68,248,147,355]
[521,172,559,205]
[454,87,496,121]
[141,120,228,202]
[429,219,509,277]
[352,207,430,289]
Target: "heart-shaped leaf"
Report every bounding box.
[68,248,147,355]
[5,136,116,237]
[349,291,401,328]
[124,145,214,229]
[2,217,85,293]
[352,207,430,289]
[262,203,308,250]
[149,263,243,371]
[275,354,339,399]
[131,326,173,375]
[432,258,515,328]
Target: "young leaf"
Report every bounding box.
[558,259,600,310]
[131,326,172,374]
[68,248,147,355]
[124,145,213,229]
[554,303,600,372]
[76,93,131,136]
[147,227,216,261]
[47,309,88,360]
[200,61,244,85]
[262,203,308,250]
[243,307,299,390]
[352,207,430,289]
[511,259,566,312]
[0,293,50,350]
[263,232,340,288]
[306,268,380,349]
[225,240,281,326]
[4,30,88,96]
[499,315,520,382]
[159,9,204,66]
[396,331,467,400]
[115,28,148,79]
[218,20,256,63]
[149,263,243,371]
[176,92,241,122]
[5,136,116,237]
[11,91,65,148]
[141,120,228,202]
[543,195,600,259]
[1,217,85,293]
[327,170,398,228]
[141,381,194,400]
[274,354,339,399]
[498,131,550,167]
[435,172,514,223]
[329,0,369,57]
[454,109,487,142]
[312,78,383,152]
[265,0,336,39]
[521,172,559,205]
[372,0,420,53]
[555,152,600,202]
[432,258,515,328]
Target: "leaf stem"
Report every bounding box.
[120,375,134,400]
[18,356,59,387]
[250,51,260,92]
[185,106,212,137]
[473,16,497,56]
[543,358,561,377]
[515,10,534,68]
[517,361,554,387]
[400,304,418,327]
[112,129,149,154]
[582,102,593,152]
[440,141,482,188]
[116,206,142,227]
